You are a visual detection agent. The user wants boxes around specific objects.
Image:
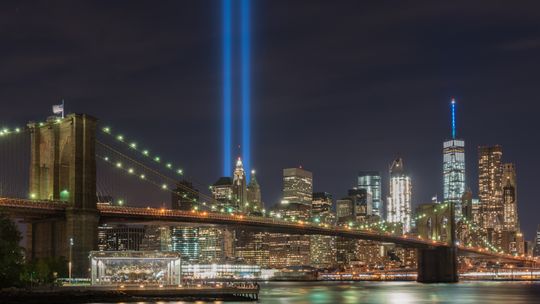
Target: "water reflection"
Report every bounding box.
[91,281,540,304]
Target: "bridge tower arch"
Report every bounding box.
[28,113,98,277]
[415,202,459,282]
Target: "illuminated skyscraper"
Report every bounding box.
[310,192,336,269]
[534,225,540,257]
[269,167,313,267]
[233,157,248,211]
[387,158,412,232]
[282,167,313,220]
[478,145,504,230]
[502,163,519,229]
[171,227,199,263]
[443,98,466,217]
[247,169,262,214]
[211,177,234,211]
[357,171,382,216]
[283,167,313,205]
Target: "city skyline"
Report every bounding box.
[1,1,539,241]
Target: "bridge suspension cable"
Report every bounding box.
[100,125,184,175]
[98,124,217,200]
[0,126,30,199]
[96,140,219,206]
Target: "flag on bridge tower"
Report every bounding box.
[52,99,65,118]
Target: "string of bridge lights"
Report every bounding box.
[460,217,501,253]
[101,126,184,176]
[0,124,515,254]
[0,126,25,137]
[96,153,509,254]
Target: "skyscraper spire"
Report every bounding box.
[451,98,456,139]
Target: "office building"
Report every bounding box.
[310,192,337,268]
[247,170,263,214]
[211,177,234,211]
[235,230,269,267]
[387,158,412,232]
[443,98,466,218]
[357,171,382,216]
[171,226,200,263]
[283,167,313,207]
[233,157,248,212]
[97,224,145,251]
[534,225,540,257]
[198,227,235,264]
[171,180,199,210]
[140,226,172,251]
[502,163,519,231]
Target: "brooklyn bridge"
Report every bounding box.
[0,113,536,283]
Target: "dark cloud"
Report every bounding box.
[1,0,539,238]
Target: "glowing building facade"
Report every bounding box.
[502,163,518,231]
[478,145,504,230]
[171,226,199,263]
[443,99,466,218]
[233,157,248,212]
[246,170,262,214]
[357,171,382,216]
[386,158,412,232]
[283,168,313,206]
[310,192,336,269]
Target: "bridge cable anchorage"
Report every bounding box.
[96,141,219,206]
[98,125,214,199]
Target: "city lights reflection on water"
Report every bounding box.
[91,281,540,304]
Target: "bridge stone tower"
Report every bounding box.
[28,113,98,277]
[415,202,459,283]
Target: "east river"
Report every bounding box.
[93,281,540,303]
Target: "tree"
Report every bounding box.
[0,212,24,287]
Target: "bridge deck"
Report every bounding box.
[0,197,535,264]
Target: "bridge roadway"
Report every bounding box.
[0,197,535,264]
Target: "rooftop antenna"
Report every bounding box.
[451,98,456,139]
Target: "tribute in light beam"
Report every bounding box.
[241,0,251,182]
[222,0,232,176]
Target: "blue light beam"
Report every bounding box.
[241,0,251,182]
[451,98,456,139]
[222,0,232,176]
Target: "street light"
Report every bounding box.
[69,237,74,283]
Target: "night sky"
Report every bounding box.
[1,1,540,239]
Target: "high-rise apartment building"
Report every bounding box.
[357,171,382,216]
[387,158,412,232]
[443,98,466,218]
[478,145,504,230]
